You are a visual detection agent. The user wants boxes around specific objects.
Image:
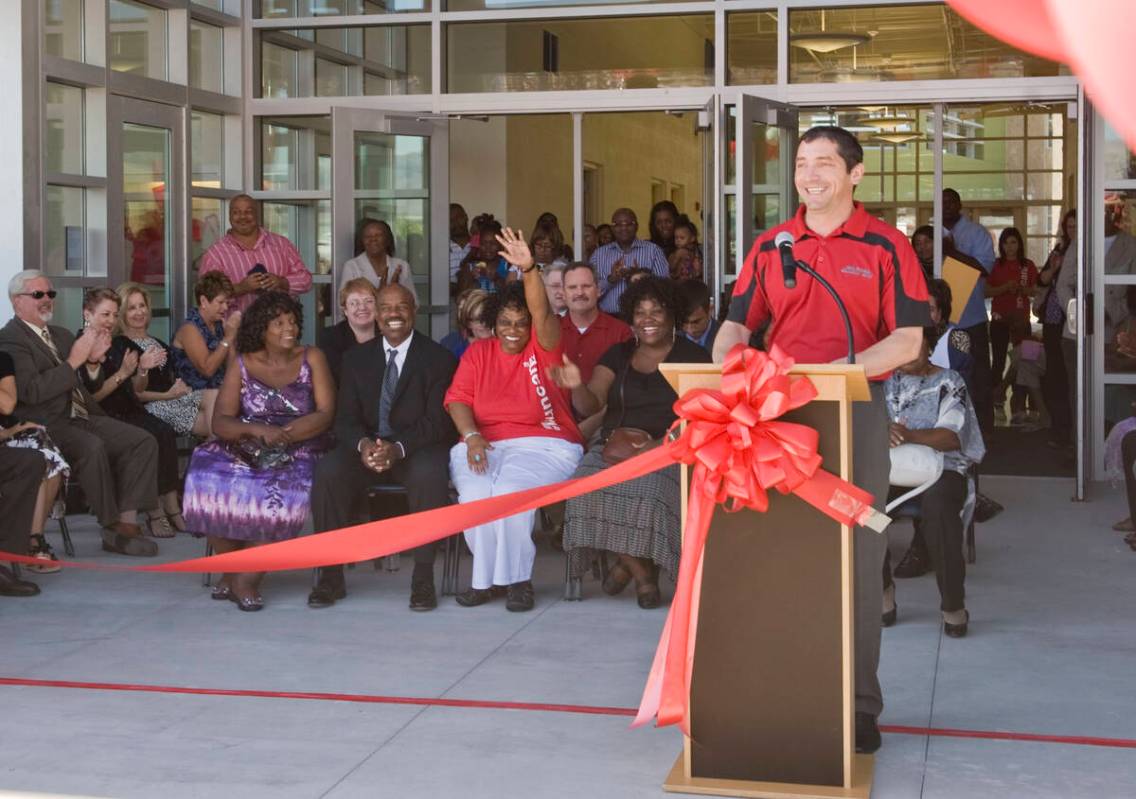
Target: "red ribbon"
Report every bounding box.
[1,346,877,739]
[633,345,877,732]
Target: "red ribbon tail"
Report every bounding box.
[791,469,882,530]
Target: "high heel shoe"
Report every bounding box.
[943,609,969,638]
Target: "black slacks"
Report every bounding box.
[963,321,993,432]
[884,470,967,613]
[1043,323,1071,441]
[47,415,159,526]
[311,442,452,573]
[0,447,47,555]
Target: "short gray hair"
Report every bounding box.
[8,270,48,299]
[542,262,567,279]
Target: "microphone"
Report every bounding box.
[774,231,797,289]
[771,230,856,364]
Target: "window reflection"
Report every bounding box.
[109,0,168,80]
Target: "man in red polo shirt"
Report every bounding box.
[560,262,632,383]
[715,126,930,755]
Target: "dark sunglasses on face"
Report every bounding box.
[19,290,57,300]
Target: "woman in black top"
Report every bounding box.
[317,277,380,385]
[78,288,182,537]
[0,350,70,571]
[551,277,711,608]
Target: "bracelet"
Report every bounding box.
[520,263,540,274]
[462,430,481,441]
[220,340,231,349]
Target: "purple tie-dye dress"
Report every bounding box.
[183,353,328,541]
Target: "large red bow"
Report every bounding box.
[635,345,880,732]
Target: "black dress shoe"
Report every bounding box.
[881,606,897,627]
[943,609,969,638]
[855,712,881,754]
[409,578,438,611]
[0,565,40,597]
[456,587,494,607]
[893,545,931,579]
[505,580,535,612]
[306,581,345,604]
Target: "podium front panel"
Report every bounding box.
[688,399,847,786]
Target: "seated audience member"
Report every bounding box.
[198,194,313,314]
[318,278,380,384]
[1005,316,1047,428]
[883,327,985,638]
[444,229,584,612]
[590,208,670,314]
[649,200,680,257]
[441,289,494,360]
[339,218,417,302]
[457,219,510,295]
[595,224,614,247]
[182,293,334,611]
[118,282,215,440]
[534,212,572,261]
[1106,405,1136,541]
[309,285,458,610]
[678,280,719,353]
[551,277,711,608]
[559,263,633,384]
[581,224,599,262]
[1,350,68,574]
[171,271,240,390]
[542,262,568,316]
[78,288,183,537]
[668,216,704,282]
[0,446,48,596]
[0,271,159,556]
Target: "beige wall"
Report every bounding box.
[450,117,508,223]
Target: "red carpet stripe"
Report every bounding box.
[2,677,1134,750]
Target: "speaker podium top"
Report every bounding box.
[660,362,871,403]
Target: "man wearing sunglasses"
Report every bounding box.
[0,271,161,557]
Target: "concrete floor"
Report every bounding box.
[2,475,1135,799]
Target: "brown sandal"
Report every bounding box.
[636,582,662,609]
[601,562,632,596]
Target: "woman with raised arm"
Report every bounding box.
[444,227,584,613]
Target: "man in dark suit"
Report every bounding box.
[0,271,159,557]
[0,447,47,596]
[308,284,458,610]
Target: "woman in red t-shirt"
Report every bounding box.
[445,228,584,613]
[985,227,1038,405]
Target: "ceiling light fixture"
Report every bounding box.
[873,132,920,144]
[857,114,915,130]
[790,10,871,54]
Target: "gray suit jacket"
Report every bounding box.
[0,317,104,425]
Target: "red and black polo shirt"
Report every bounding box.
[727,203,931,378]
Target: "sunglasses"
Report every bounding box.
[19,290,57,300]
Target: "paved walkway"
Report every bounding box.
[2,476,1134,798]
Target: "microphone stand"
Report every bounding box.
[795,260,856,365]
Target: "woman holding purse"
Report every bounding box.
[550,277,710,609]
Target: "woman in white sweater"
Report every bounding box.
[339,218,417,302]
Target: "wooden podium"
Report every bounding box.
[658,363,873,799]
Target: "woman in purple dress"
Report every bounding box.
[183,292,335,611]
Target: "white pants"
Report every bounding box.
[451,436,583,589]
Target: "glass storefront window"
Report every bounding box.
[44,185,84,275]
[447,15,714,93]
[260,116,331,192]
[262,42,299,98]
[1103,121,1136,182]
[191,111,224,188]
[447,0,676,10]
[260,0,429,15]
[44,0,83,61]
[192,1,223,10]
[259,28,430,97]
[45,82,84,176]
[315,58,349,97]
[788,4,1066,84]
[726,11,777,86]
[122,122,172,303]
[190,20,225,93]
[191,197,225,271]
[263,199,333,337]
[109,0,168,80]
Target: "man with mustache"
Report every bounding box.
[308,284,458,611]
[0,271,160,557]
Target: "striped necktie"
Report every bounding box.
[377,347,398,438]
[40,327,89,420]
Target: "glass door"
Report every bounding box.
[107,98,185,341]
[331,107,449,337]
[735,95,800,276]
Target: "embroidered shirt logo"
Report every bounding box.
[841,264,873,280]
[523,353,561,431]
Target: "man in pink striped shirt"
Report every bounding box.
[199,194,313,313]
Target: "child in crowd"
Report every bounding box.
[1006,315,1047,429]
[668,215,703,282]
